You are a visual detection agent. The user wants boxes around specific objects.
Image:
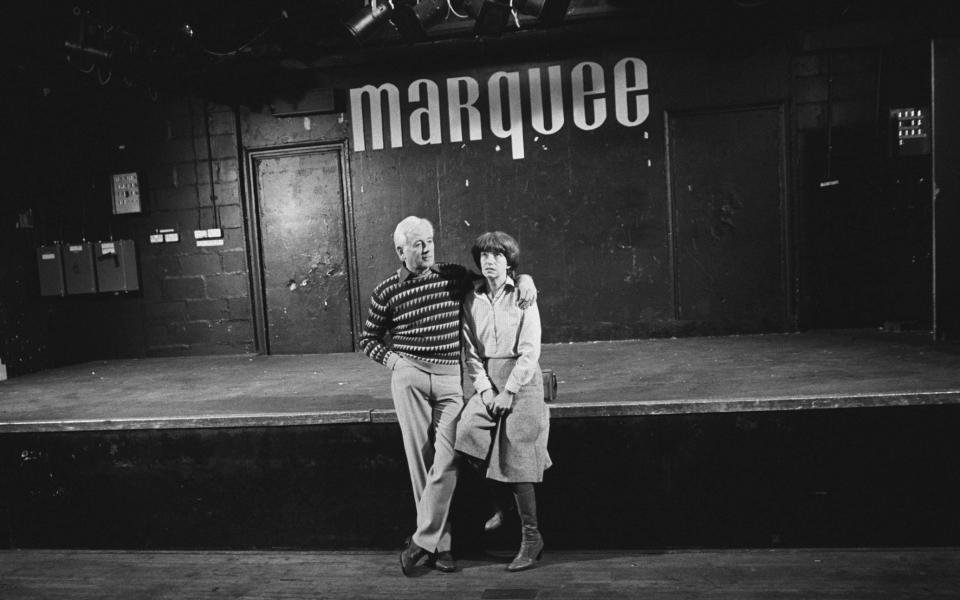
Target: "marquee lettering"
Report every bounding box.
[529,65,564,135]
[614,57,649,126]
[350,83,402,151]
[349,57,649,160]
[447,77,482,143]
[409,78,442,146]
[571,61,606,131]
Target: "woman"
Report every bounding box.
[455,231,551,572]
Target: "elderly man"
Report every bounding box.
[359,216,535,576]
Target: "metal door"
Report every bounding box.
[247,144,357,354]
[667,105,789,332]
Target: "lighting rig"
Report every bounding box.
[344,0,572,43]
[58,0,573,92]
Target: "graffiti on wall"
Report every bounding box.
[349,57,649,160]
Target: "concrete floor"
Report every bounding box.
[3,330,960,431]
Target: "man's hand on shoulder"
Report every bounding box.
[516,274,537,309]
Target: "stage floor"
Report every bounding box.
[3,330,960,432]
[2,547,959,599]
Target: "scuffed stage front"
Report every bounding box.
[4,330,960,431]
[2,330,960,550]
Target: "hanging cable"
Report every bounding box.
[202,100,220,229]
[97,64,112,85]
[824,51,833,183]
[201,27,270,57]
[447,0,468,19]
[187,98,204,230]
[510,0,521,28]
[66,53,96,74]
[199,9,289,57]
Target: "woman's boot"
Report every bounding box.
[506,485,544,572]
[460,452,506,532]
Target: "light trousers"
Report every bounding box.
[390,361,462,552]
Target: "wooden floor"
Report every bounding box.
[2,547,959,599]
[4,330,960,432]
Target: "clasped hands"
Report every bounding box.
[480,388,514,418]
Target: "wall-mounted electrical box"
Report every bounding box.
[95,239,140,292]
[891,107,930,156]
[111,171,142,214]
[64,242,97,295]
[269,88,345,117]
[37,244,66,297]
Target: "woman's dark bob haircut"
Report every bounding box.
[472,231,520,272]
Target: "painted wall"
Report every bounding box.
[300,41,792,342]
[0,23,937,374]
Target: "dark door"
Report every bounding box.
[668,106,788,332]
[934,39,960,340]
[250,145,355,354]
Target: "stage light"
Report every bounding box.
[471,0,513,36]
[470,0,571,36]
[343,0,396,43]
[391,0,449,43]
[512,0,572,24]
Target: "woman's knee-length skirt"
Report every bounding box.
[455,357,551,482]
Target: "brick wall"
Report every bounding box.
[136,97,254,356]
[0,89,256,373]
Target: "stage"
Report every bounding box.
[3,330,960,432]
[2,330,960,551]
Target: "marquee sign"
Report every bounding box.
[349,57,649,160]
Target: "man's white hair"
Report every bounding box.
[393,216,433,248]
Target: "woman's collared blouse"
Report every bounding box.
[461,276,542,395]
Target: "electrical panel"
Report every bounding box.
[64,242,97,295]
[270,88,344,117]
[95,239,140,292]
[891,107,930,156]
[111,171,142,214]
[37,244,66,297]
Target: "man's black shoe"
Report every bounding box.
[433,550,457,573]
[400,538,428,576]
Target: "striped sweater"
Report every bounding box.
[359,263,473,368]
